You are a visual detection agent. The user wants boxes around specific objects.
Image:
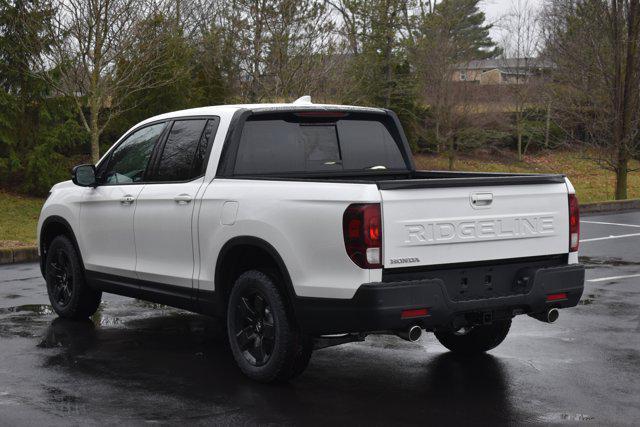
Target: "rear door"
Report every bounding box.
[380,183,569,268]
[134,118,218,288]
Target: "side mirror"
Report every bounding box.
[72,164,97,187]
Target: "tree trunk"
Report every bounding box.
[544,102,551,148]
[89,96,100,164]
[517,121,523,161]
[434,119,440,153]
[447,136,454,170]
[615,154,628,200]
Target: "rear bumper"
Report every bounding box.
[295,263,585,335]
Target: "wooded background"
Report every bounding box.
[1,0,639,199]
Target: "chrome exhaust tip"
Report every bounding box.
[547,308,559,323]
[396,325,422,342]
[529,308,560,323]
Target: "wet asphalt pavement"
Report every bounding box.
[1,212,639,426]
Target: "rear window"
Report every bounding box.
[233,115,407,175]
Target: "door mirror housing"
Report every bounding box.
[72,164,97,187]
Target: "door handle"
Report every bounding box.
[470,192,493,207]
[174,194,192,205]
[120,195,135,205]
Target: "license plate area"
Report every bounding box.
[381,255,567,302]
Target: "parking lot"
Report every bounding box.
[0,211,639,426]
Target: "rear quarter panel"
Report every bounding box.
[197,179,381,299]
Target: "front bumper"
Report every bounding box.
[295,262,585,335]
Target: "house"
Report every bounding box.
[452,58,554,85]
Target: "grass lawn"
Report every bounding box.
[0,150,638,246]
[0,191,44,247]
[414,150,640,204]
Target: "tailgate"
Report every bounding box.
[380,183,569,268]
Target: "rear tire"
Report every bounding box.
[227,270,312,383]
[45,235,102,320]
[434,319,511,355]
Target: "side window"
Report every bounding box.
[153,119,208,182]
[102,122,166,184]
[192,118,219,176]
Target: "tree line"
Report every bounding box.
[0,0,638,199]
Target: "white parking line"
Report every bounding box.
[581,220,640,228]
[587,273,640,283]
[580,232,640,243]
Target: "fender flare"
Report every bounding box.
[39,215,85,276]
[214,235,298,303]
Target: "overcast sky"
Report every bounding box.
[481,0,544,41]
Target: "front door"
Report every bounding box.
[78,122,167,278]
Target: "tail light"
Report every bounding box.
[343,203,382,269]
[569,193,580,252]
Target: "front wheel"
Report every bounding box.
[226,270,312,383]
[434,319,511,355]
[45,235,102,320]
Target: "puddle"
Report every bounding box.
[580,256,640,267]
[0,305,54,316]
[538,413,594,422]
[43,385,85,415]
[579,293,597,305]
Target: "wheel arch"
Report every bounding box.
[214,236,298,317]
[39,216,84,277]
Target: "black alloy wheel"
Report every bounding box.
[48,248,74,308]
[45,235,102,319]
[234,290,276,366]
[226,270,314,382]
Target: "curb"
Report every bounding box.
[580,198,640,214]
[0,246,39,265]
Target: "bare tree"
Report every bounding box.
[412,0,500,169]
[214,0,335,102]
[543,0,640,199]
[34,0,180,162]
[499,0,543,161]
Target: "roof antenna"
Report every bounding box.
[293,95,312,105]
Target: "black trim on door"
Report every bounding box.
[86,270,199,312]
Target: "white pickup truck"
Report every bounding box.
[37,99,584,382]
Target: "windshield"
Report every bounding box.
[233,114,408,175]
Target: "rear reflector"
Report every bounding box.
[546,292,567,302]
[401,308,429,319]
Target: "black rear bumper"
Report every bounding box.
[295,262,585,335]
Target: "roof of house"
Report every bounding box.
[457,58,555,71]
